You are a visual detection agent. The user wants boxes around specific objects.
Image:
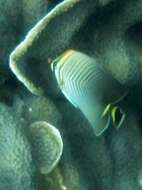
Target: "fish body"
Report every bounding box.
[52,50,126,136]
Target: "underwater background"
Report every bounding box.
[0,0,142,189]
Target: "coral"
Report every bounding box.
[29,121,63,174]
[0,92,64,189]
[0,0,53,83]
[0,102,35,190]
[9,0,142,97]
[21,93,62,127]
[0,0,142,189]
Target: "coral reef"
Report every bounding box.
[0,0,142,189]
[30,121,63,174]
[0,91,64,189]
[0,101,35,190]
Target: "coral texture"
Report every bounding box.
[0,0,142,189]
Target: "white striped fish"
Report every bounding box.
[51,50,127,136]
